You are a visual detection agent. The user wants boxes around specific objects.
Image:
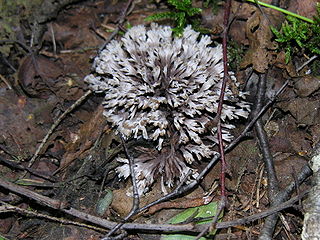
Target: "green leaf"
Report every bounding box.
[0,234,9,240]
[271,9,320,64]
[168,0,192,11]
[145,12,180,22]
[186,7,202,17]
[145,0,202,35]
[15,178,46,186]
[161,201,222,240]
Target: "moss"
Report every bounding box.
[228,40,245,72]
[0,0,43,55]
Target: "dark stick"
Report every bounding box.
[0,171,312,232]
[255,73,279,198]
[0,176,202,233]
[259,164,312,239]
[255,73,280,240]
[99,0,134,53]
[103,135,140,239]
[217,188,309,229]
[0,157,56,182]
[0,169,310,234]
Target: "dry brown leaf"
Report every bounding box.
[288,0,320,18]
[58,105,109,172]
[240,12,277,73]
[18,55,63,97]
[294,75,320,97]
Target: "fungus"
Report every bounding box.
[85,24,250,195]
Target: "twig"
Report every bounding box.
[297,55,318,72]
[195,1,232,237]
[0,53,17,72]
[217,0,232,199]
[0,74,13,89]
[27,90,92,168]
[49,23,57,55]
[0,157,56,182]
[259,164,312,239]
[0,174,310,234]
[0,177,69,210]
[99,0,135,53]
[104,135,140,238]
[0,201,106,233]
[255,73,279,197]
[216,189,309,229]
[254,73,280,240]
[0,40,31,53]
[0,175,204,233]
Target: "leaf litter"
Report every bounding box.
[0,0,319,239]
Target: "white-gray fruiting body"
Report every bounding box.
[85,24,250,194]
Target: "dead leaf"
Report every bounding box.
[288,0,320,18]
[57,105,109,172]
[284,98,320,126]
[274,154,308,188]
[240,12,277,72]
[0,91,55,159]
[18,55,63,97]
[270,118,312,154]
[294,75,320,97]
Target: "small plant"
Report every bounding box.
[247,0,319,63]
[145,0,202,36]
[203,0,221,15]
[228,40,245,72]
[271,11,320,63]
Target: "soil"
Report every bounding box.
[0,0,319,239]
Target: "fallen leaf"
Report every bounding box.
[294,75,320,97]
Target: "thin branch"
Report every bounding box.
[187,1,232,237]
[259,164,312,239]
[0,201,106,233]
[0,173,310,233]
[0,40,31,53]
[27,90,92,168]
[297,55,318,72]
[0,157,56,182]
[255,73,279,197]
[99,0,135,53]
[104,135,140,238]
[255,73,279,240]
[0,74,13,89]
[217,0,232,199]
[216,189,309,229]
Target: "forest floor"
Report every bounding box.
[0,0,319,239]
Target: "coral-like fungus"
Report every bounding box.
[85,24,250,194]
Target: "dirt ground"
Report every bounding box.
[0,0,319,239]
